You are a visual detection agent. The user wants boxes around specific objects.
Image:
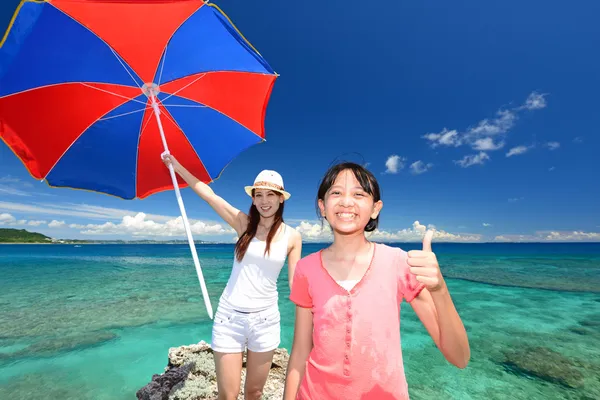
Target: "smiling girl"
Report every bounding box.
[162,154,302,400]
[283,162,469,400]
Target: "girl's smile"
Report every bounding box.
[319,169,382,235]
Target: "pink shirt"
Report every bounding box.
[289,243,425,400]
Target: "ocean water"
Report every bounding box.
[0,242,599,399]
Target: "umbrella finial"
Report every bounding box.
[142,82,160,98]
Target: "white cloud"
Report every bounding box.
[0,176,54,196]
[422,129,461,148]
[294,220,482,243]
[75,212,235,237]
[0,201,180,222]
[0,184,31,197]
[294,221,333,241]
[520,92,548,110]
[466,109,516,138]
[494,230,600,242]
[483,223,492,227]
[0,213,17,225]
[508,197,524,203]
[0,213,46,227]
[506,145,531,157]
[384,155,406,174]
[367,221,482,242]
[548,166,555,172]
[454,152,490,168]
[410,161,433,175]
[545,141,560,150]
[543,231,600,241]
[424,109,515,150]
[0,176,21,183]
[27,220,47,226]
[493,235,532,242]
[48,220,66,228]
[573,137,583,144]
[472,137,505,151]
[423,92,547,163]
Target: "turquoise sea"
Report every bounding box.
[0,243,599,399]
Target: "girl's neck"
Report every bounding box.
[258,215,275,230]
[329,231,371,257]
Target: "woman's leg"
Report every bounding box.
[245,306,281,399]
[244,349,276,400]
[214,351,244,400]
[212,305,247,400]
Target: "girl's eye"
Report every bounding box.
[330,190,341,195]
[355,192,365,197]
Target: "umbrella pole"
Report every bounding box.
[149,94,214,320]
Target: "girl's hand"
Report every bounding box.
[407,230,446,292]
[161,153,180,169]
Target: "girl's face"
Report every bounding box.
[318,169,383,235]
[253,189,283,218]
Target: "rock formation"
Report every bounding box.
[137,341,289,400]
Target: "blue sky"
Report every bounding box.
[1,0,599,242]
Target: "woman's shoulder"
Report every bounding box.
[282,223,301,239]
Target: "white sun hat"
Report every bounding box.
[244,170,291,200]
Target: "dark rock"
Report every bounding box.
[136,363,195,400]
[138,341,289,400]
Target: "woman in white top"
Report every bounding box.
[163,154,302,400]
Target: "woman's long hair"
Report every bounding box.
[234,191,285,262]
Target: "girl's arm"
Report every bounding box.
[283,307,313,400]
[286,231,303,290]
[410,287,470,369]
[407,230,470,368]
[163,154,248,236]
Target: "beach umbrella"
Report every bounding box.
[0,0,278,320]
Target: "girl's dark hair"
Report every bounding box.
[235,190,285,261]
[316,162,381,232]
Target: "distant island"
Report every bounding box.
[0,228,218,244]
[0,228,53,243]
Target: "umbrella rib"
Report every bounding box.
[99,107,152,121]
[108,47,142,90]
[43,98,141,181]
[160,104,208,108]
[80,83,147,105]
[164,93,264,142]
[160,73,207,103]
[134,108,155,197]
[48,3,143,90]
[157,45,168,86]
[156,104,183,132]
[156,103,214,182]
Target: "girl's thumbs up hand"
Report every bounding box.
[407,230,445,292]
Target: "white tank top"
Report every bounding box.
[219,224,291,312]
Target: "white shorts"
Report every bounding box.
[211,302,281,353]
